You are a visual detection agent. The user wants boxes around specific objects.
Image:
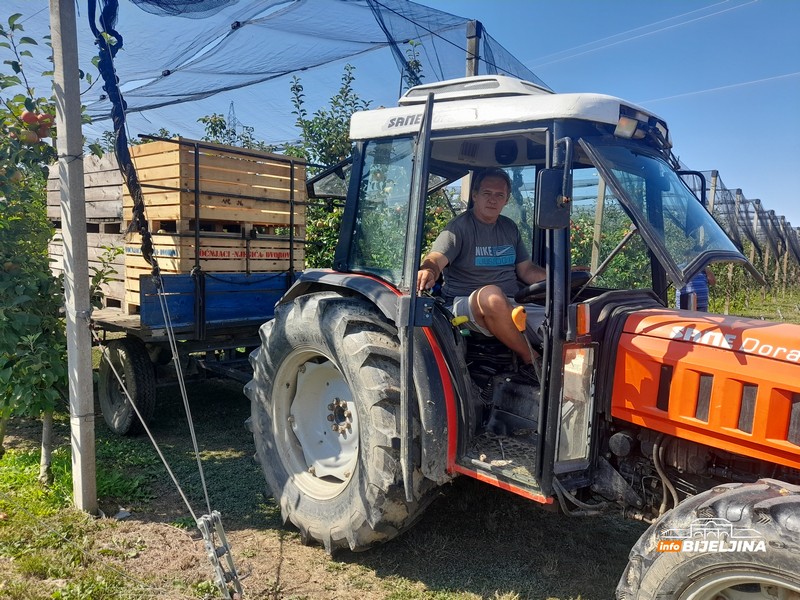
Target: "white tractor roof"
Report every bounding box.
[350,75,662,141]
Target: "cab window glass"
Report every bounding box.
[570,168,652,290]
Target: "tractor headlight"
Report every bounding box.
[555,344,597,472]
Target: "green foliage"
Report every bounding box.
[570,206,650,290]
[198,111,273,151]
[90,245,124,309]
[288,65,371,267]
[0,15,65,424]
[289,64,370,168]
[94,127,177,154]
[0,447,72,513]
[402,40,425,92]
[0,446,130,598]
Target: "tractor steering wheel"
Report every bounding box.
[514,270,593,304]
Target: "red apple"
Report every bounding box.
[36,126,51,139]
[21,110,39,125]
[37,113,54,127]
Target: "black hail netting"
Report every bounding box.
[82,0,549,267]
[698,170,800,268]
[85,0,549,132]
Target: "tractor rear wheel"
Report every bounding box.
[246,292,437,552]
[617,478,800,599]
[98,337,157,436]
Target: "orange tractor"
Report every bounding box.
[245,75,800,598]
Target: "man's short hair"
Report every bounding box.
[472,168,512,196]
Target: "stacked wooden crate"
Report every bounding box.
[47,153,126,311]
[122,138,307,314]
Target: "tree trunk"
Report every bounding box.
[39,410,54,486]
[0,415,8,459]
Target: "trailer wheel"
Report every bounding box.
[617,478,800,599]
[245,292,438,553]
[98,337,157,436]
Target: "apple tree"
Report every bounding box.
[0,14,69,485]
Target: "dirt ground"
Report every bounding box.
[4,378,647,600]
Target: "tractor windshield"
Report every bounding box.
[348,137,416,283]
[580,139,748,288]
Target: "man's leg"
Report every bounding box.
[470,285,533,364]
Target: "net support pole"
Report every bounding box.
[461,20,483,206]
[51,0,97,514]
[724,184,738,315]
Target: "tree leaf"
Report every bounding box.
[8,14,23,27]
[19,37,37,45]
[88,143,104,158]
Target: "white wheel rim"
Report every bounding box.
[273,349,359,500]
[679,569,800,600]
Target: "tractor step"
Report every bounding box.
[463,430,540,488]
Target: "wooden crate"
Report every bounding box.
[47,153,123,221]
[122,138,307,226]
[49,226,126,311]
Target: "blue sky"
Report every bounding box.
[429,0,800,225]
[6,0,800,226]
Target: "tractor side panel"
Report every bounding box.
[610,309,800,470]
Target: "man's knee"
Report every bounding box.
[471,285,511,320]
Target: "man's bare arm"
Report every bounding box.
[417,251,449,292]
[516,259,545,285]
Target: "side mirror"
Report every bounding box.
[536,168,571,229]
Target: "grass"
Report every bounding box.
[0,444,162,600]
[1,378,646,600]
[710,282,800,323]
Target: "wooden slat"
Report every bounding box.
[124,235,302,274]
[122,198,305,224]
[123,173,305,200]
[128,138,289,162]
[48,185,122,204]
[128,140,183,159]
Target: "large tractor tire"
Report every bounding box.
[245,292,438,553]
[617,478,800,599]
[98,337,157,436]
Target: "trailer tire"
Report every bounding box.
[617,478,800,599]
[98,337,157,436]
[245,292,438,553]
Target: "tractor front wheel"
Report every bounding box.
[246,292,437,553]
[617,478,800,599]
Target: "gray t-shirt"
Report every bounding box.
[431,209,529,300]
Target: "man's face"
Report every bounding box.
[472,175,509,224]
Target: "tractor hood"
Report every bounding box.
[611,308,800,471]
[622,308,800,367]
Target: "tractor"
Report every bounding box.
[245,75,800,599]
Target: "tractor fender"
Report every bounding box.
[280,269,457,484]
